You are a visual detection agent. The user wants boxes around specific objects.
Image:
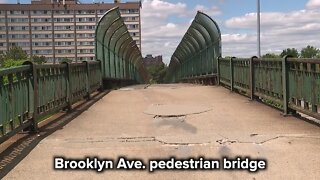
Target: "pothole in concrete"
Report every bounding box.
[216,139,237,145]
[154,115,186,122]
[250,133,259,137]
[144,104,212,116]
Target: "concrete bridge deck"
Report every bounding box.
[4,84,320,179]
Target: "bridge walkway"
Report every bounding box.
[4,84,320,179]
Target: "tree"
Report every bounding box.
[2,59,24,69]
[147,63,167,84]
[32,55,47,64]
[60,57,73,63]
[262,53,281,58]
[280,48,299,58]
[0,53,4,67]
[300,45,319,58]
[4,46,28,61]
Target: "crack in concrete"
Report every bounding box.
[227,134,320,145]
[60,134,320,147]
[154,138,211,146]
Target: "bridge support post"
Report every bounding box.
[217,56,221,86]
[249,56,257,100]
[83,61,91,100]
[62,62,73,112]
[282,56,290,115]
[230,57,235,92]
[22,61,39,132]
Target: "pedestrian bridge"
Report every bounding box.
[0,8,319,179]
[1,84,320,179]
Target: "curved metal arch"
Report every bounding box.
[177,43,194,64]
[124,43,139,62]
[126,46,140,62]
[196,12,221,44]
[109,25,127,53]
[115,35,131,56]
[185,33,201,52]
[120,39,135,59]
[188,26,208,48]
[173,51,185,64]
[175,42,191,60]
[95,7,148,83]
[181,36,197,54]
[172,56,181,64]
[178,41,194,61]
[166,11,222,83]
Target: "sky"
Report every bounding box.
[2,0,320,64]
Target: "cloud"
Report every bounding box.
[194,5,222,17]
[141,0,222,64]
[306,0,320,9]
[141,0,320,61]
[222,8,320,57]
[141,0,189,64]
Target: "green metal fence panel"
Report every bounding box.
[166,11,221,83]
[287,58,320,118]
[88,61,102,93]
[69,63,88,103]
[253,58,283,104]
[233,58,251,94]
[218,57,231,86]
[0,65,33,141]
[36,64,69,120]
[217,56,319,120]
[0,61,102,144]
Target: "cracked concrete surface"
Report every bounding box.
[4,84,320,179]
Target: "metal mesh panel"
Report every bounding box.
[166,11,221,83]
[95,7,148,83]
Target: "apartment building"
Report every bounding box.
[0,0,141,63]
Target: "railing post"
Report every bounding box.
[217,56,221,86]
[22,61,38,131]
[83,61,91,100]
[230,57,235,91]
[97,60,104,91]
[282,55,291,115]
[250,56,257,100]
[62,62,72,111]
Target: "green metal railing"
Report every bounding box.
[218,56,320,120]
[0,61,102,143]
[165,11,319,120]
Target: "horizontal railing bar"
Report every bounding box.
[0,65,31,76]
[287,58,320,64]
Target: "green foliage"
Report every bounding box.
[0,53,4,67]
[32,55,47,64]
[262,53,281,58]
[4,46,28,61]
[2,59,24,68]
[60,57,73,63]
[300,45,319,58]
[147,64,167,84]
[262,99,283,110]
[280,48,299,58]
